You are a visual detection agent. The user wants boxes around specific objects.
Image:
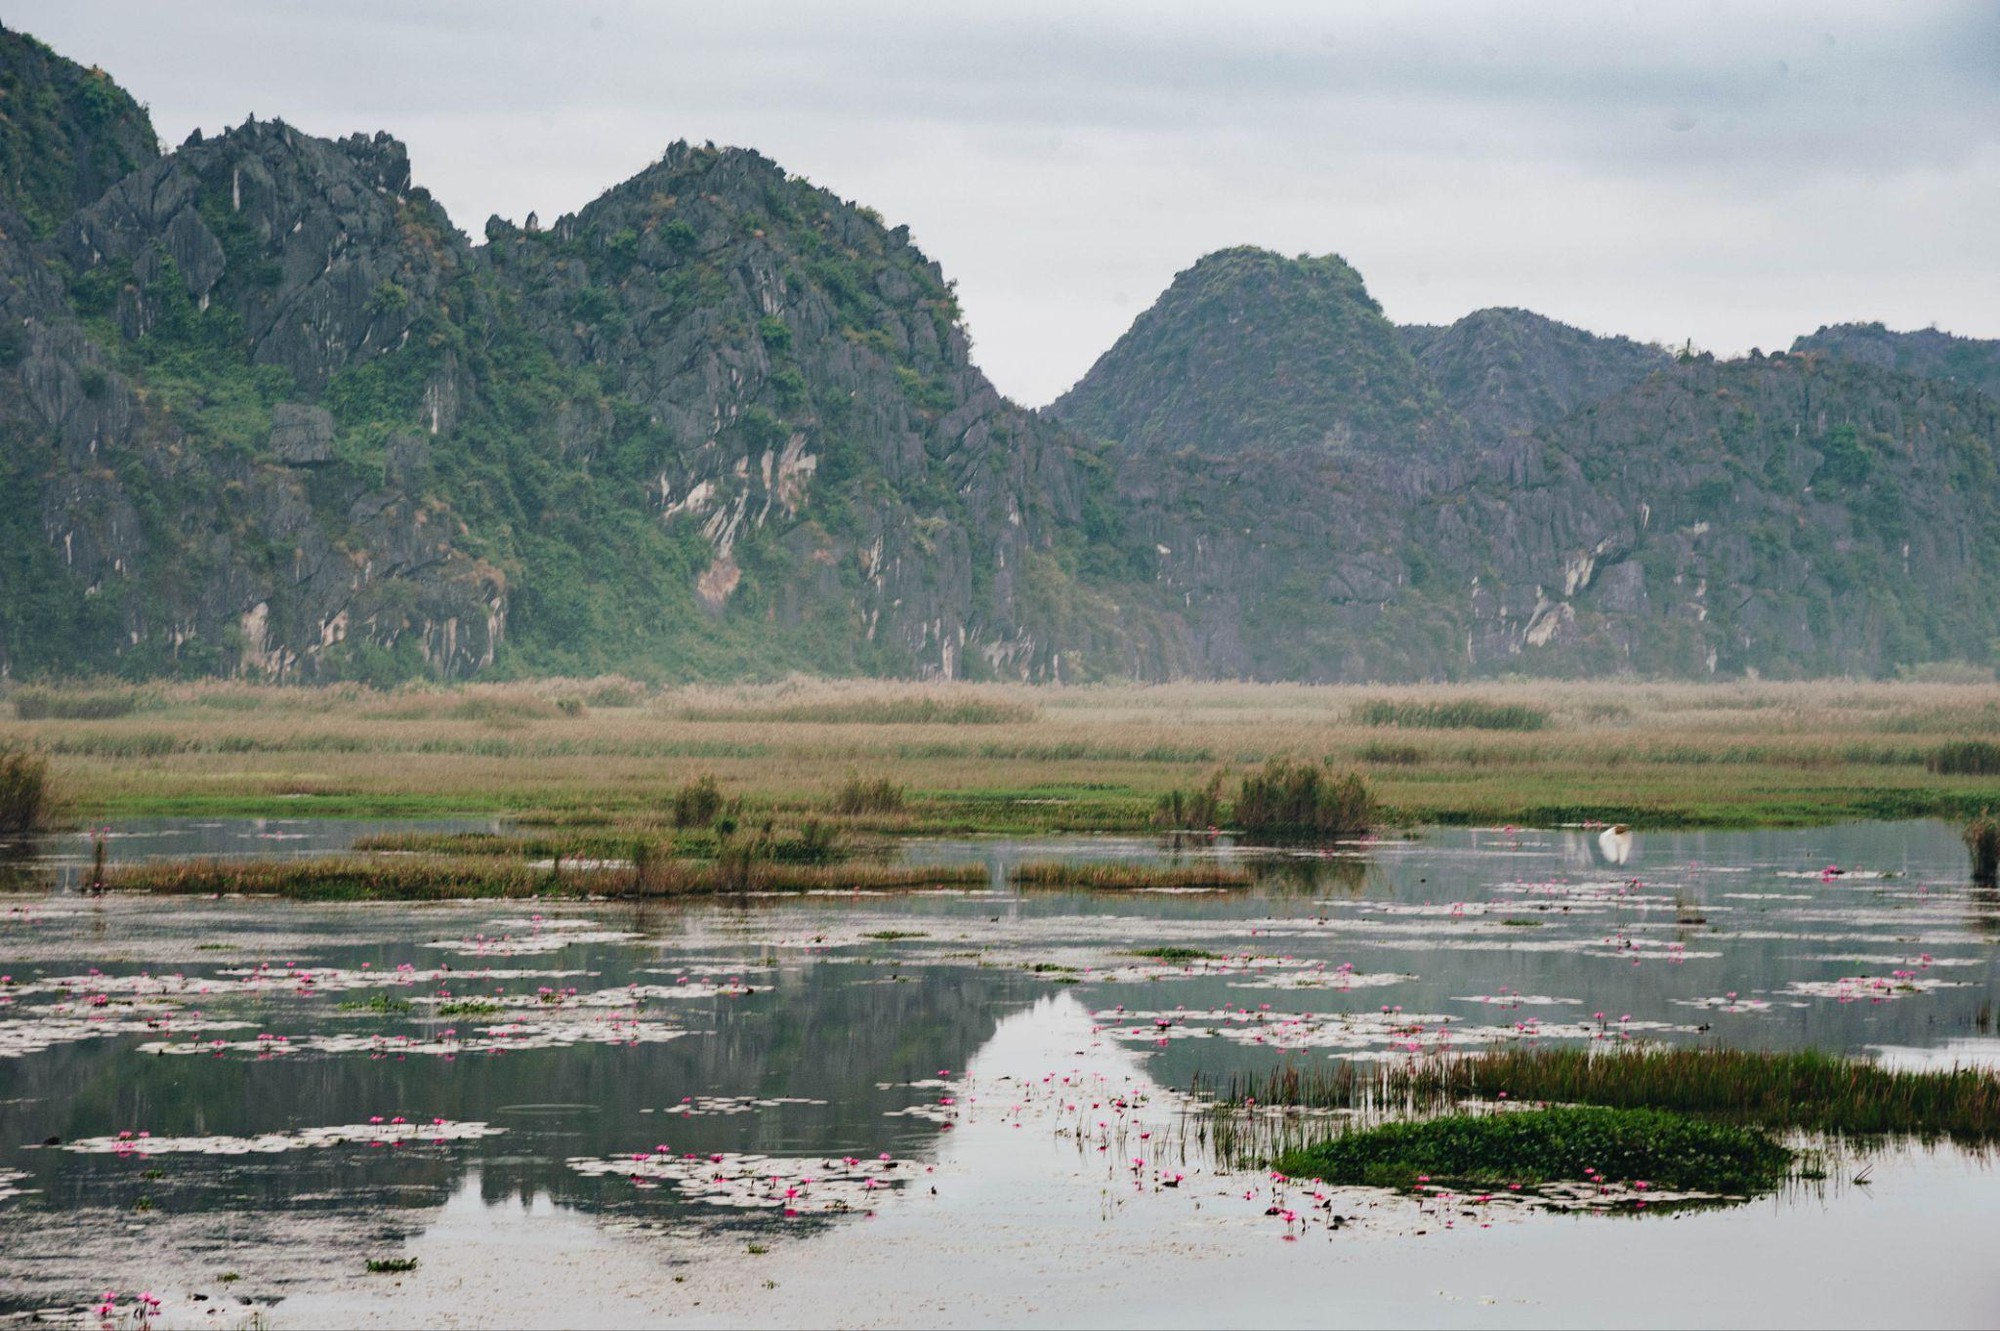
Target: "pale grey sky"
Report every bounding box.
[10,1,1998,404]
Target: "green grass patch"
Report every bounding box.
[336,994,413,1016]
[831,774,906,815]
[1127,946,1222,962]
[365,1258,418,1274]
[1273,1106,1790,1195]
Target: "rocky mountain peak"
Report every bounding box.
[1403,306,1670,442]
[1791,322,2000,401]
[1051,245,1457,458]
[0,25,159,239]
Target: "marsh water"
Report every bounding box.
[2,820,1997,1326]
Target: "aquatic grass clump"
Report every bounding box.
[1234,759,1376,838]
[336,994,413,1016]
[1353,698,1550,731]
[0,747,50,834]
[1272,1106,1791,1196]
[1013,862,1252,890]
[1965,811,1999,885]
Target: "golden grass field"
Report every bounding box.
[5,676,2000,830]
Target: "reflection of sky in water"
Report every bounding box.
[2,819,1998,1323]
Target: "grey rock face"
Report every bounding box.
[383,432,429,490]
[269,402,333,465]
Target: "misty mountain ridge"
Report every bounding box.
[1,23,1995,685]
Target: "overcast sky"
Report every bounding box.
[11,1,1998,405]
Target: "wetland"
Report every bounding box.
[3,682,2000,1326]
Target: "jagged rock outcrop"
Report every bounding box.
[64,119,464,391]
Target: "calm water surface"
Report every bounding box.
[1,820,1995,1326]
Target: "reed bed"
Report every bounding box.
[101,854,987,900]
[1012,862,1252,889]
[1203,1046,2000,1143]
[10,678,2000,829]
